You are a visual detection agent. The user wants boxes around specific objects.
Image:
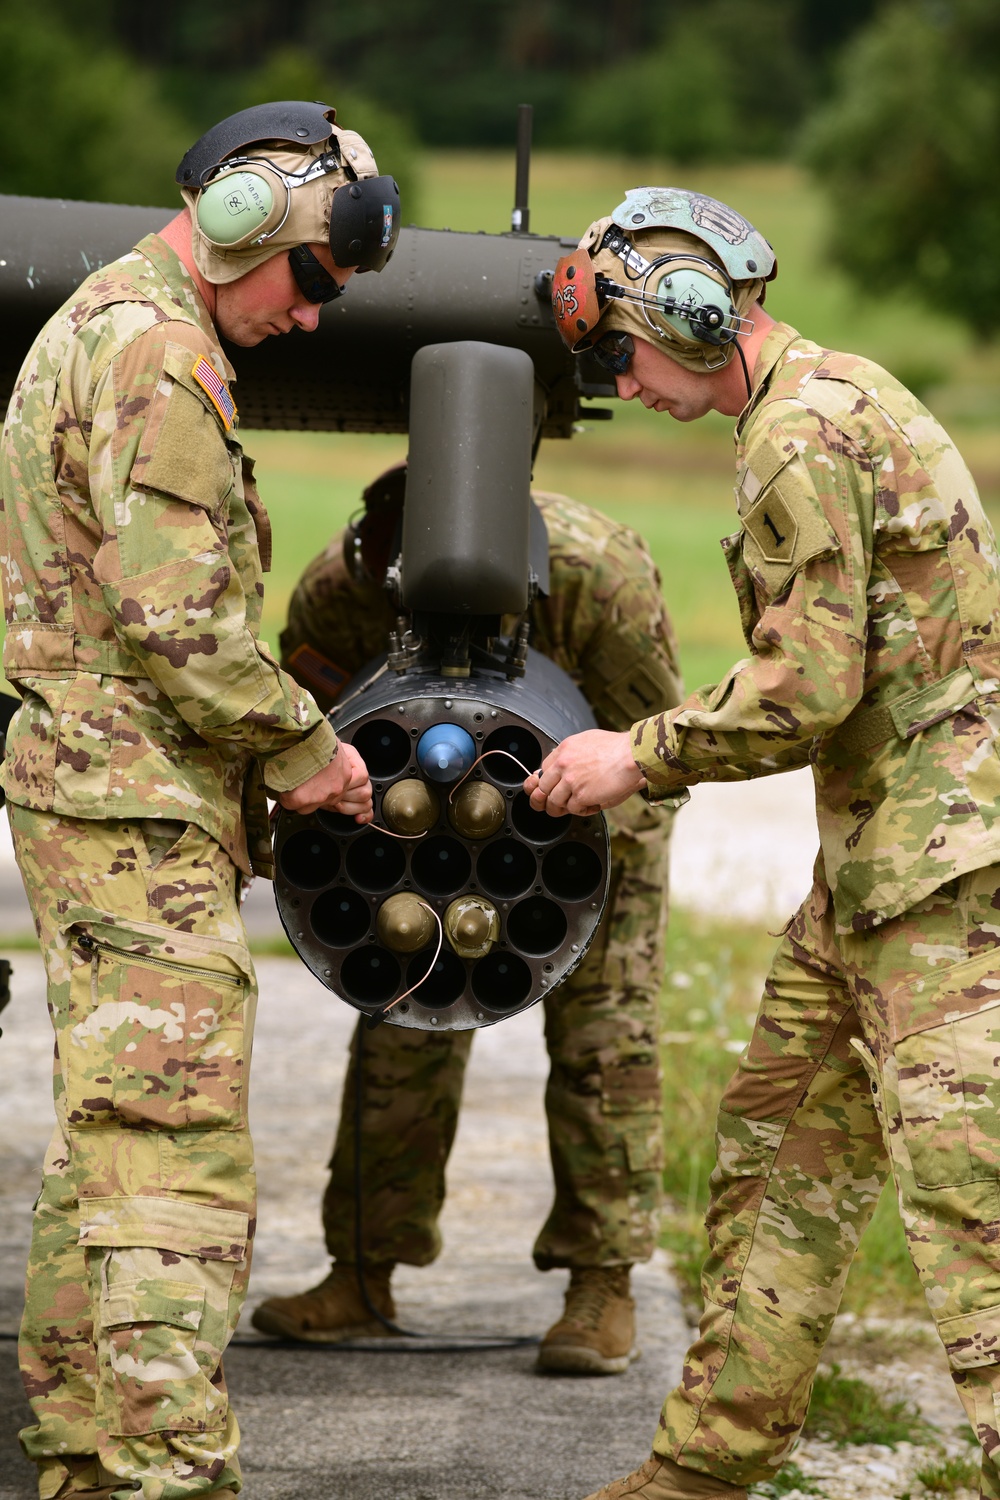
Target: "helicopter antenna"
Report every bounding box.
[511,103,533,234]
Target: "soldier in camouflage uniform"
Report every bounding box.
[0,101,397,1500]
[250,464,682,1373]
[529,187,1000,1500]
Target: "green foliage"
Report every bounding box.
[39,0,880,151]
[804,1363,931,1447]
[913,1452,980,1495]
[751,1462,826,1496]
[561,0,808,162]
[0,1,188,204]
[199,46,422,225]
[803,0,1000,336]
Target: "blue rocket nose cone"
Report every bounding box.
[416,723,477,783]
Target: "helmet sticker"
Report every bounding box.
[688,195,753,247]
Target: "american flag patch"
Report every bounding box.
[191,356,237,430]
[287,643,350,702]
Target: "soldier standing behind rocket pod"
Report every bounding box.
[250,462,684,1375]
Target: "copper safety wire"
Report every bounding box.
[447,748,533,802]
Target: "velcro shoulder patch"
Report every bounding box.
[130,340,234,512]
[739,455,840,596]
[742,488,798,565]
[735,435,794,512]
[286,643,350,704]
[190,355,237,431]
[587,638,682,731]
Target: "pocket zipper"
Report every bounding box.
[77,932,242,989]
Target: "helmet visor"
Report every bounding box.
[329,175,401,272]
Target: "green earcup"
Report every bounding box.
[650,265,736,346]
[196,171,275,246]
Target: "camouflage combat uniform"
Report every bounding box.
[630,323,1000,1495]
[281,490,682,1270]
[0,235,335,1499]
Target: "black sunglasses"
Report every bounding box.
[589,332,634,375]
[288,244,346,305]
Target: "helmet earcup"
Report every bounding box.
[648,265,739,347]
[195,166,289,249]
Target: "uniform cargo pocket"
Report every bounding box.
[895,994,1000,1190]
[937,1301,1000,1371]
[98,1276,227,1435]
[621,1118,665,1174]
[64,930,246,1132]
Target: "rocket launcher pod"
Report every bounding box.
[262,341,614,1029]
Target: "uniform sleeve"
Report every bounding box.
[631,412,870,796]
[85,320,337,789]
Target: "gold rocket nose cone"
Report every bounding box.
[382,778,440,835]
[447,780,506,840]
[376,893,437,953]
[443,896,500,958]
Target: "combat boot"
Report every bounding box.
[250,1261,395,1342]
[580,1455,749,1499]
[537,1264,637,1375]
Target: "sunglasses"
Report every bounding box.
[589,332,634,375]
[288,244,346,305]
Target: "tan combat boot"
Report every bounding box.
[536,1264,637,1375]
[250,1261,395,1342]
[581,1455,749,1500]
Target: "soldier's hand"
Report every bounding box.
[278,742,373,821]
[524,730,645,816]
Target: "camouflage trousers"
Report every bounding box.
[655,858,1000,1499]
[8,805,257,1500]
[324,795,670,1270]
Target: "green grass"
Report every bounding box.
[750,1463,826,1497]
[803,1364,931,1448]
[911,1453,980,1496]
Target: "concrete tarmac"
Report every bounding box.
[0,954,688,1500]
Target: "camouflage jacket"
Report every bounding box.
[0,234,337,878]
[632,321,1000,933]
[281,488,684,733]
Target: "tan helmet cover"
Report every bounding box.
[182,125,379,285]
[577,216,765,372]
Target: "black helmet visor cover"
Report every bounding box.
[329,176,401,272]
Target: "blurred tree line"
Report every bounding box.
[0,0,996,334]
